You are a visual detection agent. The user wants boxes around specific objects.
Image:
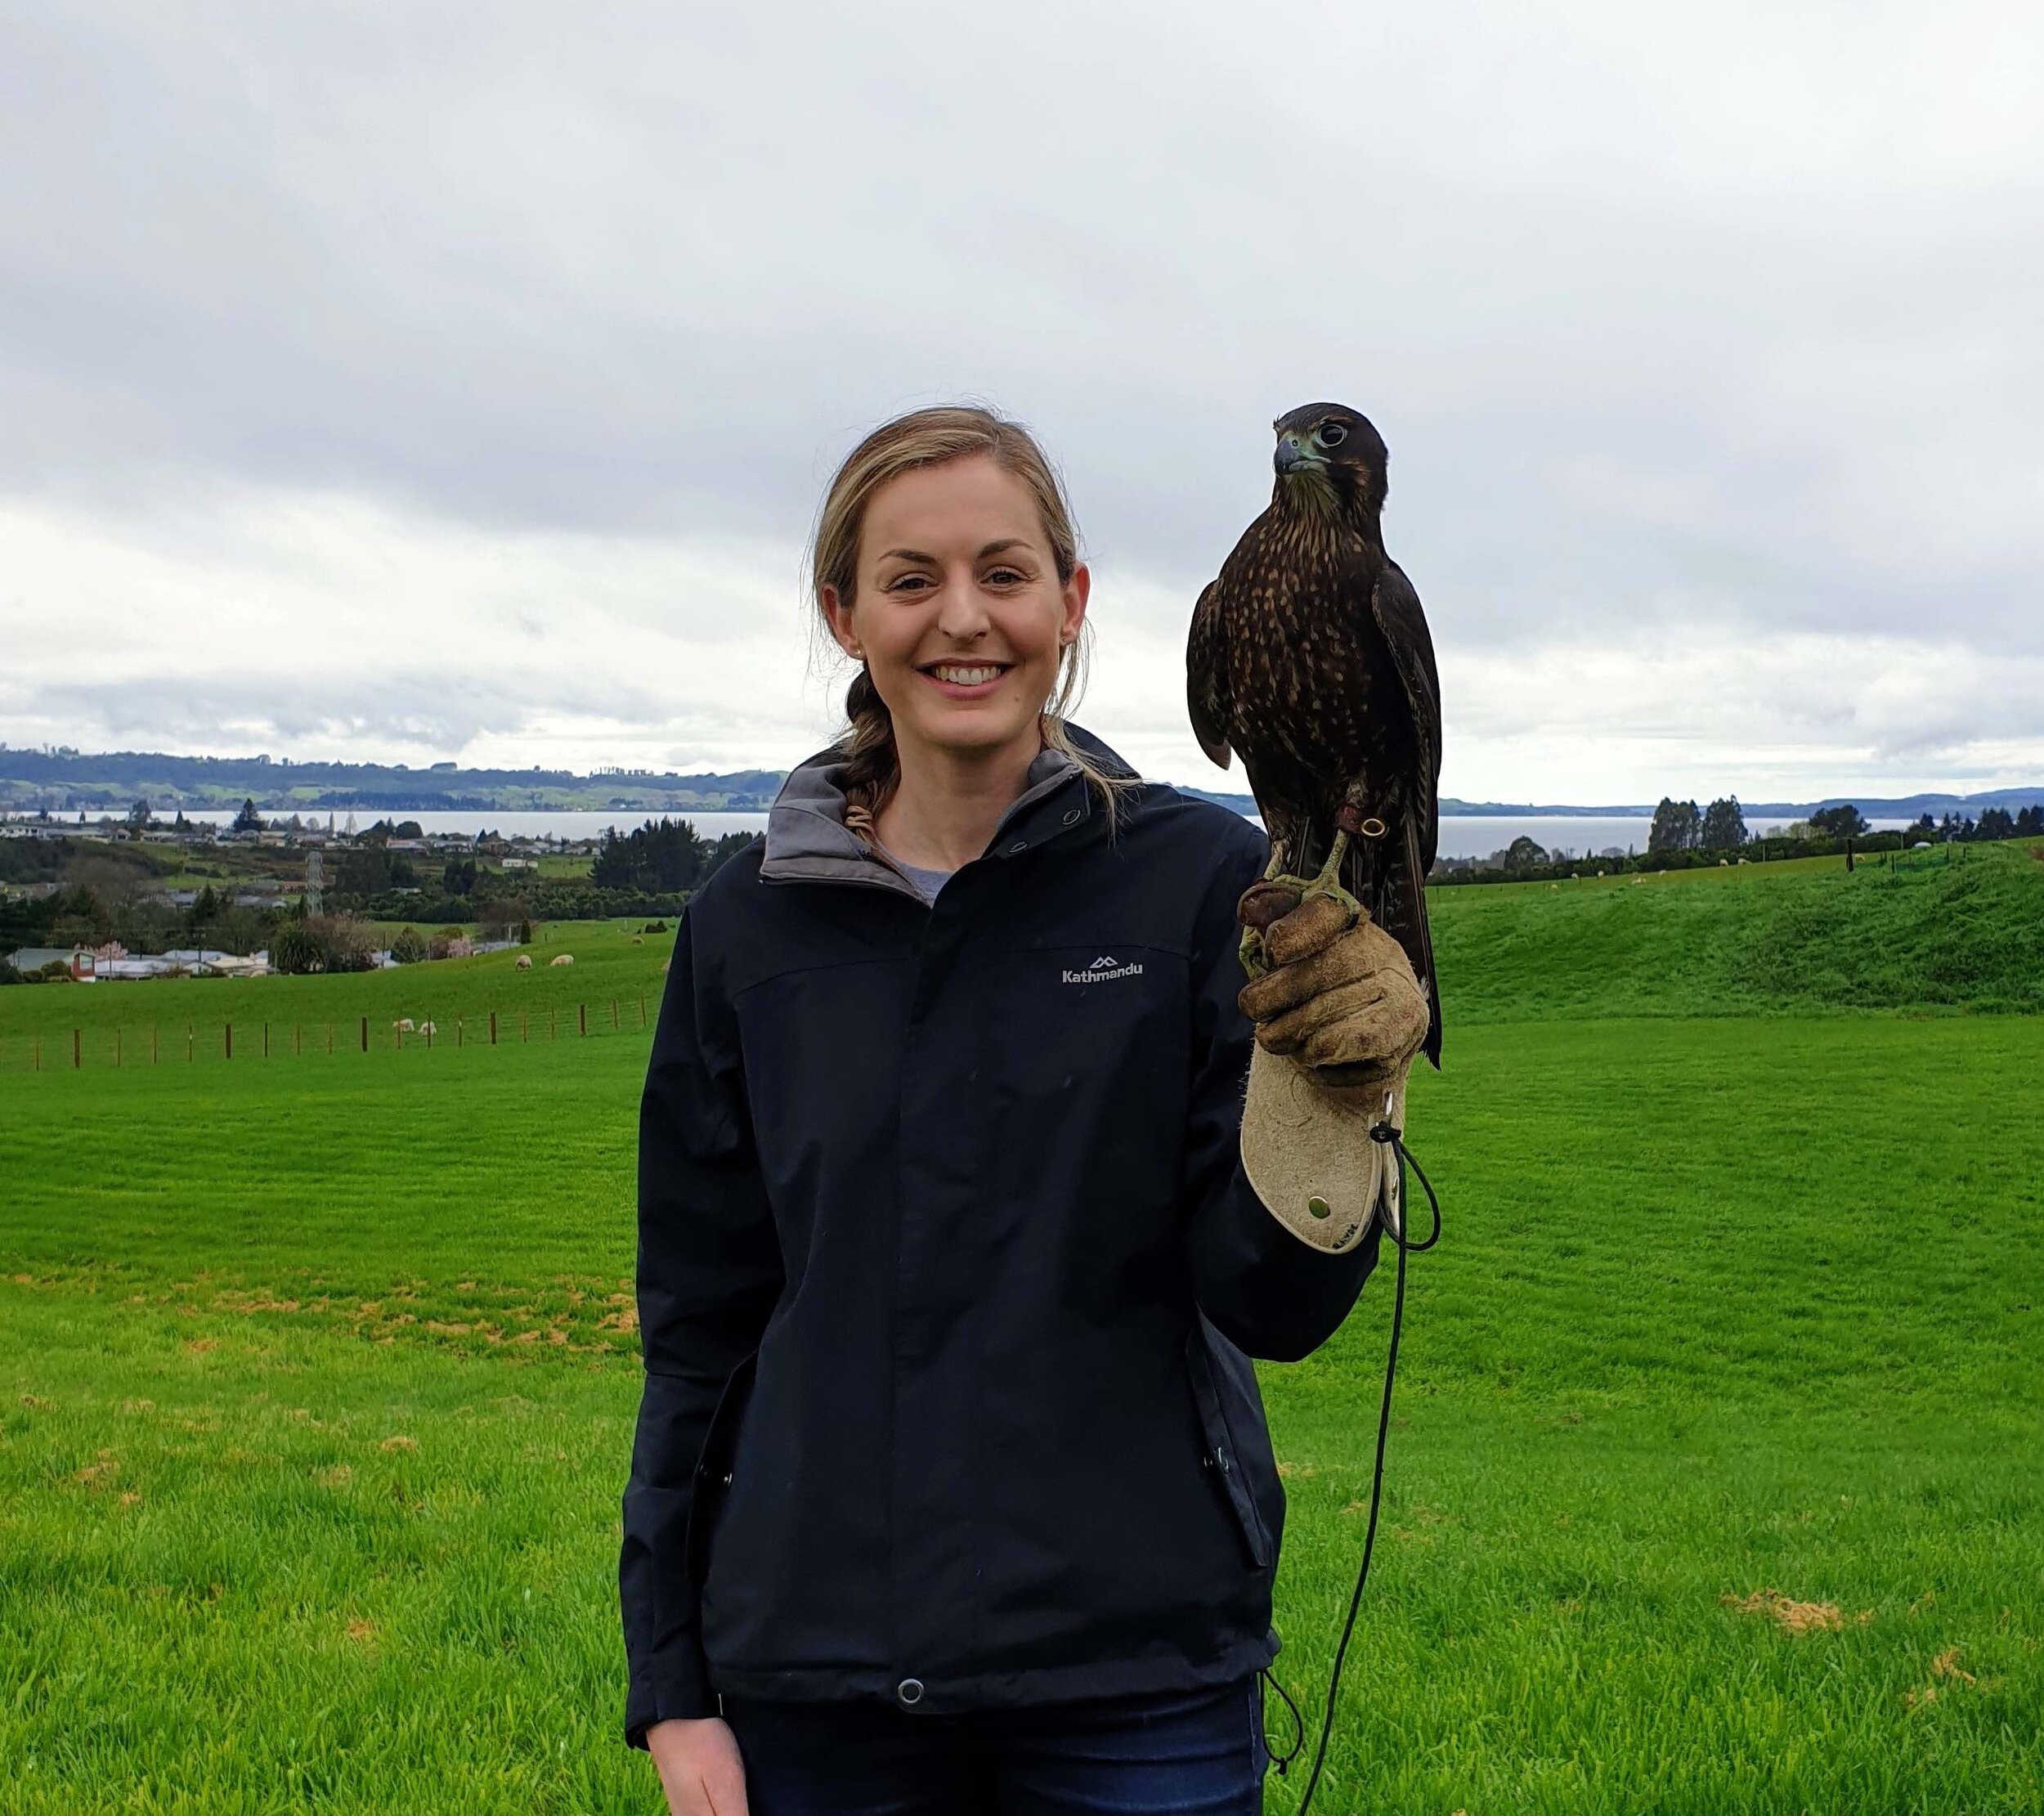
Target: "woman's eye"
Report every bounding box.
[887,574,932,593]
[1318,423,1347,447]
[985,567,1025,586]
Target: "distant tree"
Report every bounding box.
[1501,836,1549,872]
[2016,805,2044,837]
[1810,804,1869,838]
[593,818,710,891]
[1976,806,2015,841]
[127,797,150,832]
[442,857,478,897]
[231,797,264,833]
[335,845,392,897]
[393,820,424,839]
[1700,796,1746,849]
[271,922,324,974]
[390,926,428,965]
[191,883,221,924]
[311,914,378,973]
[1648,798,1701,853]
[0,955,23,986]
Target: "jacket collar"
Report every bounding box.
[759,727,1129,896]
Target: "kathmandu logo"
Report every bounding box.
[1062,953,1145,985]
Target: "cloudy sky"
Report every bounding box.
[2,0,2040,802]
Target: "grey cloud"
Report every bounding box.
[2,0,2042,738]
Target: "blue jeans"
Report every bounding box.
[724,1677,1268,1815]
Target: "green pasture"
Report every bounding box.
[3,857,2042,1812]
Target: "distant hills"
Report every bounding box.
[2,746,2040,821]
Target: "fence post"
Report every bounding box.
[455,1019,462,1048]
[639,995,646,1026]
[490,1011,497,1046]
[187,1025,194,1062]
[152,1025,159,1065]
[226,1022,232,1060]
[264,1021,271,1058]
[294,1025,301,1056]
[115,1029,122,1069]
[325,1022,333,1054]
[33,1038,38,1072]
[579,1002,587,1037]
[521,1010,527,1043]
[361,1016,368,1053]
[611,998,618,1030]
[549,1005,556,1039]
[74,1028,81,1070]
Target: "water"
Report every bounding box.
[29,805,1920,859]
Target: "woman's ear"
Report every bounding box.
[821,584,863,661]
[1059,563,1091,648]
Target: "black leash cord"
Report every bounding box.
[1270,1124,1441,1812]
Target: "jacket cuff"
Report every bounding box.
[625,1655,719,1747]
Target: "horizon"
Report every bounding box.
[6,740,2042,818]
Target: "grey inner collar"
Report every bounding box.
[760,743,1083,895]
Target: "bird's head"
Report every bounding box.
[1271,403,1388,528]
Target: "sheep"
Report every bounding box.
[550,953,575,967]
[515,954,532,971]
[418,1020,437,1036]
[393,1018,415,1033]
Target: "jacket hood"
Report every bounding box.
[759,726,1133,895]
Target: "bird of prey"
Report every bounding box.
[1187,402,1443,1067]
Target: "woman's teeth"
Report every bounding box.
[930,664,1003,685]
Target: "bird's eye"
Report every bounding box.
[1318,423,1347,447]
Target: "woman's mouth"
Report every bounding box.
[918,661,1012,697]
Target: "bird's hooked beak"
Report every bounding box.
[1274,432,1324,476]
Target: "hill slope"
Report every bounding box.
[1436,843,2044,1023]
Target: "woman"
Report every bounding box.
[621,406,1429,1814]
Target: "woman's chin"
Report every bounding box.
[899,706,1041,760]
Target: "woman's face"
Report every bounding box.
[824,455,1089,767]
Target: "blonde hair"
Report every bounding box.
[809,404,1132,838]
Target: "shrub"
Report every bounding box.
[390,926,428,966]
[271,923,325,975]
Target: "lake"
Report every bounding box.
[157,805,1919,861]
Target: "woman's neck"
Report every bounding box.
[873,728,1042,873]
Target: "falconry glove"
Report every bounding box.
[1236,891,1431,1254]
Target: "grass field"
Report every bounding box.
[3,853,2042,1811]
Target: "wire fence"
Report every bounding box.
[0,993,653,1075]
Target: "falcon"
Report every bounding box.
[1187,402,1443,1066]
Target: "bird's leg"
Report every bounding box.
[1296,784,1386,933]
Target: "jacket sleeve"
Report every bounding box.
[1182,829,1381,1363]
[620,905,783,1745]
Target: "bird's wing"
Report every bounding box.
[1369,559,1441,871]
[1185,578,1234,770]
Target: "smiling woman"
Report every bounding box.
[619,406,1432,1816]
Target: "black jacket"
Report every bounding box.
[620,738,1379,1743]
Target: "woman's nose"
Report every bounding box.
[935,575,992,640]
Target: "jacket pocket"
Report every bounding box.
[684,1352,759,1589]
[1184,1326,1272,1569]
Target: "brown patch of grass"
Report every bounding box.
[74,1450,119,1488]
[1723,1588,1872,1634]
[379,1434,418,1453]
[182,1336,221,1355]
[343,1618,379,1646]
[313,1464,354,1489]
[1931,1647,1975,1684]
